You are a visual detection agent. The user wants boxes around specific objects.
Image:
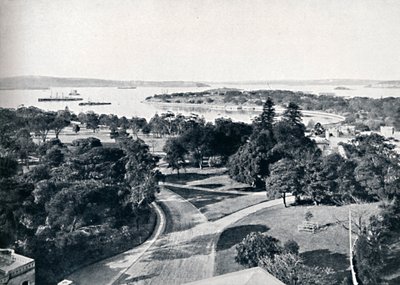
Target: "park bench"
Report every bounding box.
[298,221,319,233]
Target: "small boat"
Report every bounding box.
[79,101,112,106]
[117,86,137,89]
[69,90,80,96]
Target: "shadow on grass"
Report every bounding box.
[217,225,270,251]
[165,172,218,184]
[145,233,215,261]
[165,186,242,209]
[115,273,158,284]
[301,249,350,282]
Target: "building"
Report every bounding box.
[184,267,285,285]
[380,126,395,137]
[0,249,35,285]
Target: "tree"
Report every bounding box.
[44,146,64,167]
[0,156,19,178]
[119,116,130,130]
[130,116,147,138]
[163,138,187,175]
[118,138,160,210]
[148,113,166,137]
[312,122,325,136]
[85,112,100,133]
[282,102,303,126]
[394,106,400,131]
[160,111,175,135]
[235,232,281,267]
[265,158,301,207]
[72,124,80,134]
[110,127,119,140]
[272,120,315,159]
[283,240,299,255]
[0,178,33,247]
[254,97,275,131]
[211,118,252,159]
[31,111,56,142]
[51,109,71,138]
[228,130,276,188]
[354,215,388,285]
[71,137,102,154]
[344,134,400,200]
[180,123,213,168]
[12,128,36,166]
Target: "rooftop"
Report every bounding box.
[0,249,34,276]
[184,267,285,285]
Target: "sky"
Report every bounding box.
[0,0,400,81]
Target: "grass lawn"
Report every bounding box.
[164,184,269,221]
[53,126,168,153]
[164,167,254,192]
[215,202,380,284]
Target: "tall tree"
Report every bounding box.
[260,97,276,131]
[118,138,160,210]
[282,102,303,126]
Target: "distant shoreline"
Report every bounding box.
[0,87,50,90]
[145,101,346,123]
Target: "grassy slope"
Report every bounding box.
[215,203,380,283]
[163,166,268,221]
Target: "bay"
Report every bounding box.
[0,84,399,124]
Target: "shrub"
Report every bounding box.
[305,210,313,221]
[208,156,224,167]
[235,232,281,267]
[283,239,300,255]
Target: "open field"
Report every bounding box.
[215,202,380,283]
[47,126,168,153]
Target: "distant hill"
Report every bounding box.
[366,80,400,89]
[0,76,210,90]
[205,79,380,86]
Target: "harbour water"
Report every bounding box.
[0,84,399,123]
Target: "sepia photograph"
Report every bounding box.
[0,0,399,284]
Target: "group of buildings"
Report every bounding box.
[312,125,400,156]
[0,249,35,285]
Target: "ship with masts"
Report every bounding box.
[38,90,83,102]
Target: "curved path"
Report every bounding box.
[68,202,166,285]
[113,187,293,285]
